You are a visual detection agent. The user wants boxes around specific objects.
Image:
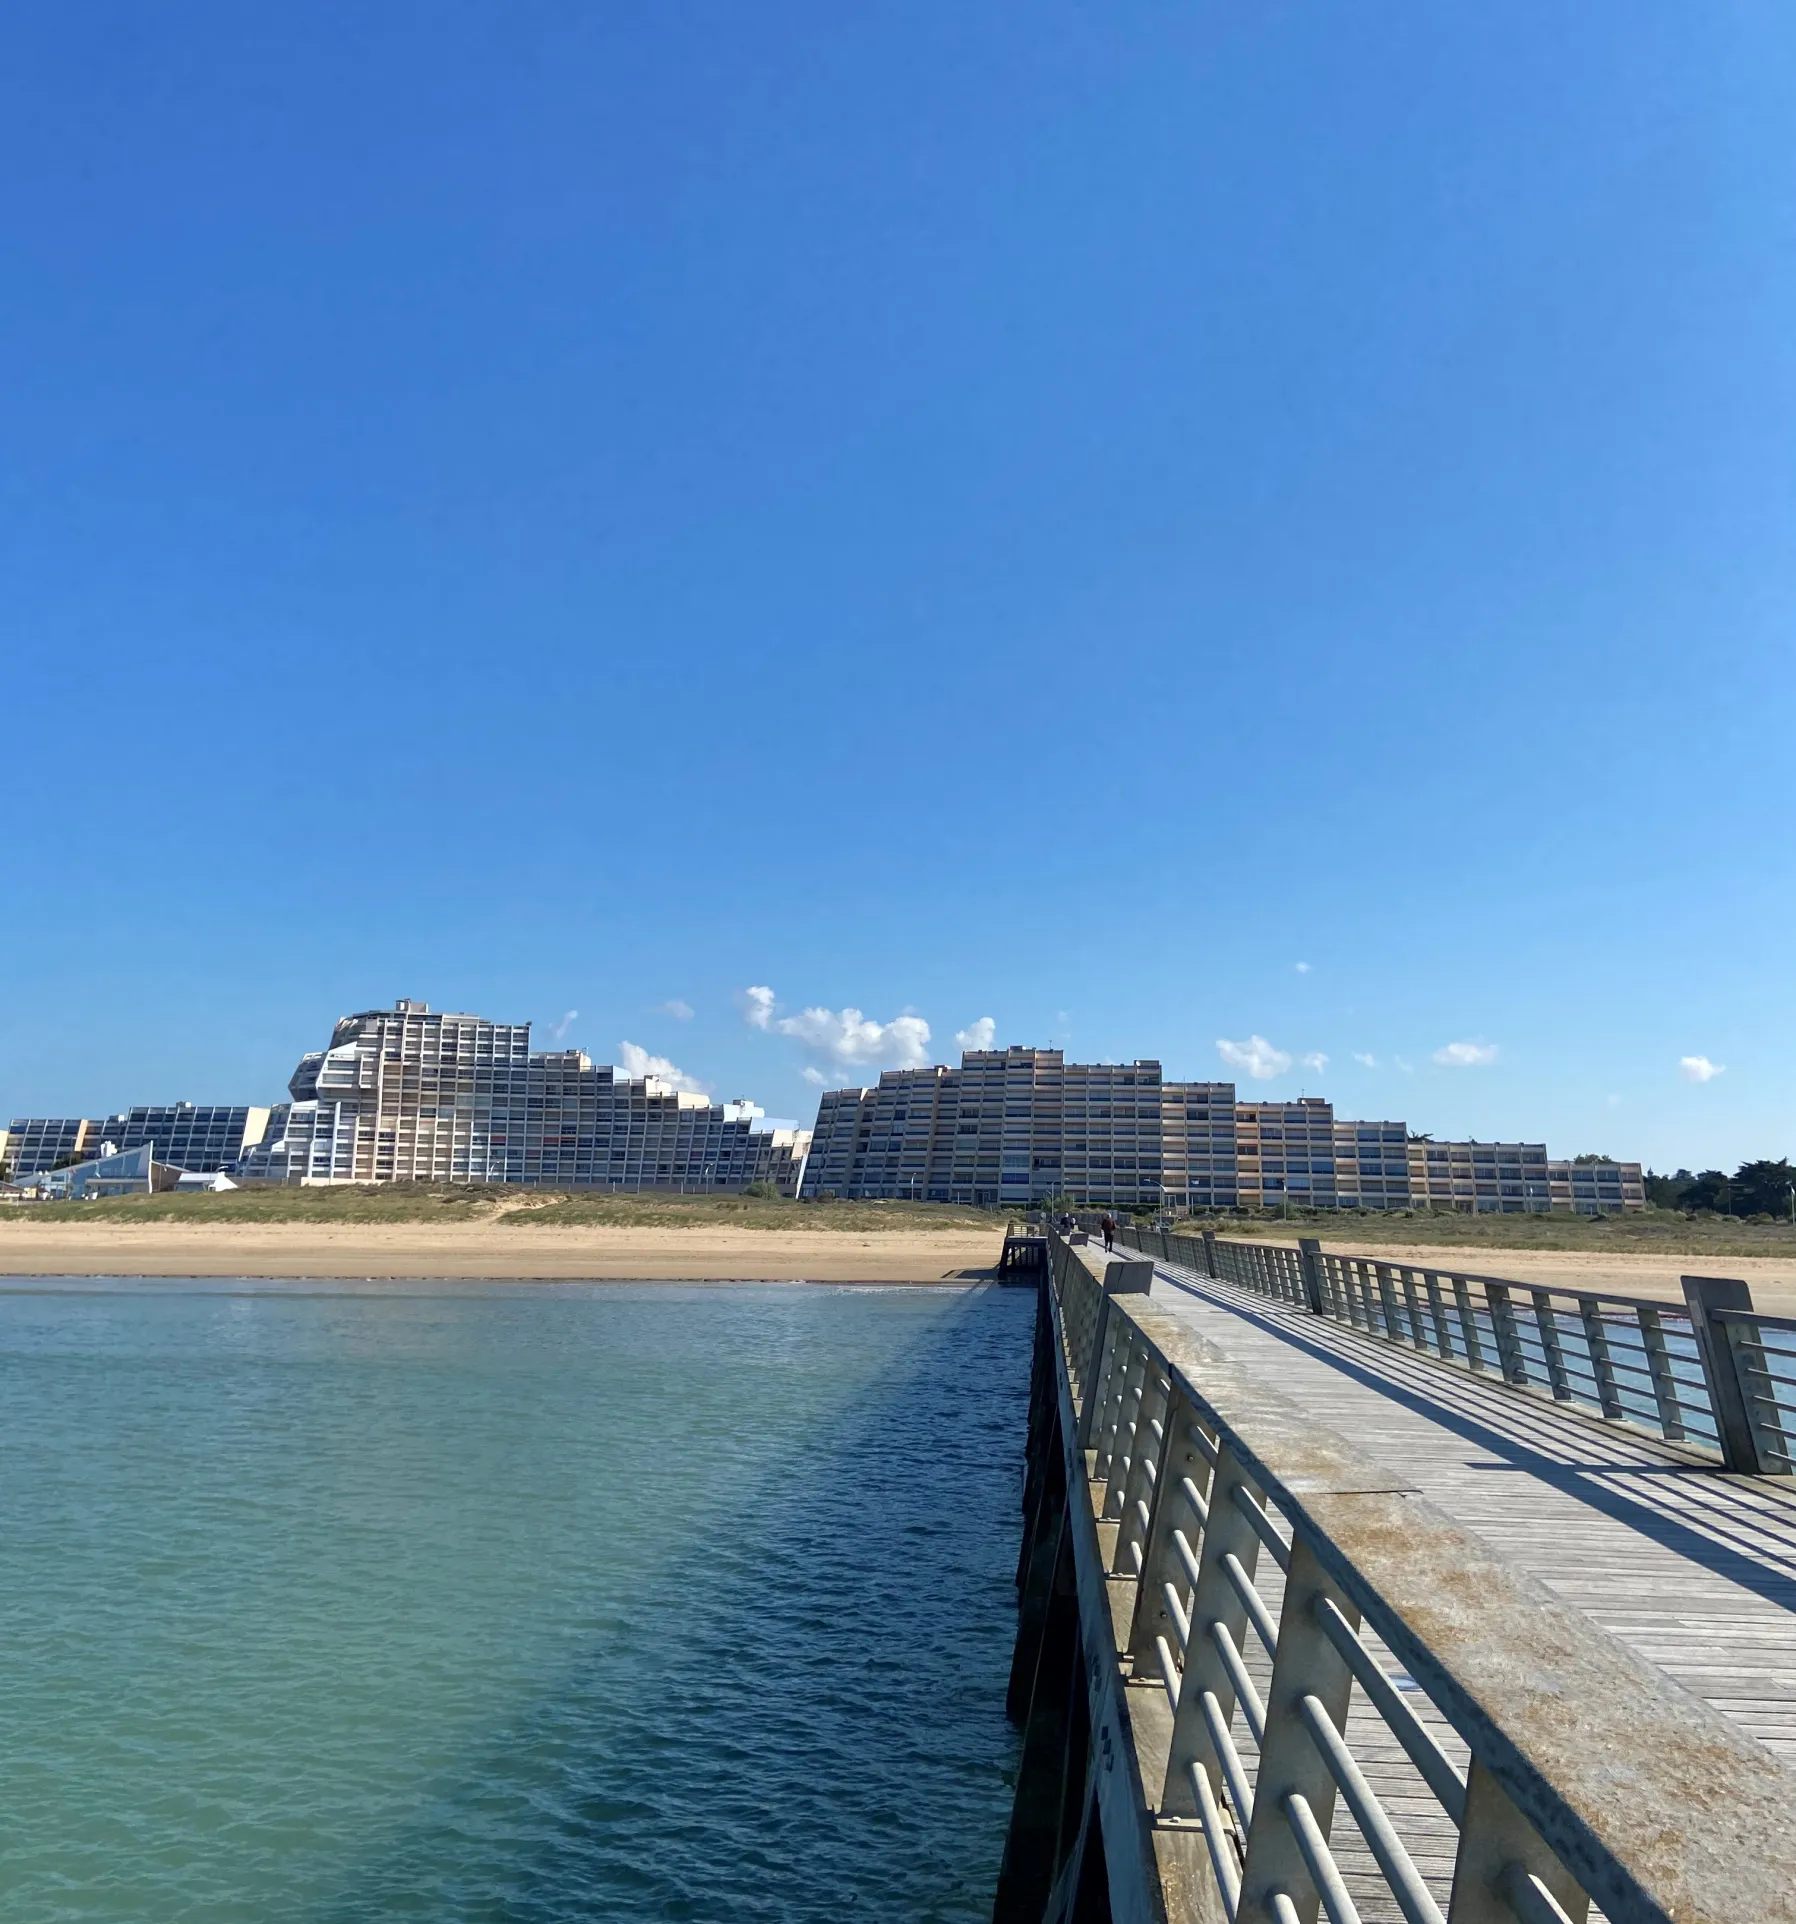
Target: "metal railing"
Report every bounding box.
[1044,1230,1796,1924]
[1110,1223,1796,1476]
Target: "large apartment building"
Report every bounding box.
[1549,1159,1646,1215]
[1161,1082,1240,1211]
[1407,1139,1552,1212]
[806,1047,1645,1216]
[806,1047,1166,1209]
[1234,1098,1342,1210]
[2,1105,271,1178]
[235,1000,809,1192]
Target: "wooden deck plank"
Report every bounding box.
[1138,1254,1796,1771]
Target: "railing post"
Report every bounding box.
[1296,1237,1325,1315]
[1579,1302,1625,1421]
[1126,1387,1212,1662]
[1453,1276,1485,1371]
[1375,1262,1405,1342]
[1100,1331,1152,1513]
[1201,1229,1218,1278]
[1076,1260,1153,1451]
[1111,1358,1173,1571]
[1682,1275,1763,1474]
[1159,1446,1266,1825]
[1424,1271,1454,1360]
[1532,1292,1573,1402]
[1236,1538,1360,1924]
[1094,1323,1141,1485]
[1734,1323,1794,1474]
[1077,1293,1122,1450]
[1486,1284,1528,1386]
[1446,1755,1589,1924]
[1634,1305,1685,1441]
[1399,1267,1429,1348]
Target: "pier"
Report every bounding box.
[994,1225,1796,1924]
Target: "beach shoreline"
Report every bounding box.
[0,1221,1006,1283]
[6,1219,1793,1310]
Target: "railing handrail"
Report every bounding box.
[1045,1230,1796,1924]
[1204,1233,1698,1319]
[1711,1304,1796,1334]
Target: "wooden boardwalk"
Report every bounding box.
[1128,1249,1796,1766]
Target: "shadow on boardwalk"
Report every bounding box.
[1154,1268,1796,1614]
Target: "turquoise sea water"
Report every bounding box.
[0,1279,1033,1922]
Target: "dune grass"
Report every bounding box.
[1181,1207,1796,1260]
[0,1183,1000,1234]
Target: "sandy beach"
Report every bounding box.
[0,1221,1006,1283]
[1225,1240,1796,1315]
[5,1219,1793,1311]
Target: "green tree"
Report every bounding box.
[1643,1168,1693,1210]
[1729,1158,1796,1219]
[1681,1169,1732,1214]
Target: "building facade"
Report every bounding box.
[805,1048,1166,1209]
[8,1142,171,1201]
[1406,1140,1553,1213]
[1234,1099,1341,1210]
[2,1116,95,1177]
[806,1046,1648,1216]
[2,1106,270,1178]
[235,1000,808,1192]
[1160,1083,1240,1212]
[1548,1159,1646,1214]
[1332,1118,1413,1209]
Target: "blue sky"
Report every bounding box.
[2,2,1791,1171]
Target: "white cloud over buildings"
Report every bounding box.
[618,1041,710,1095]
[1679,1055,1724,1083]
[1217,1035,1292,1080]
[1433,1041,1498,1067]
[740,985,933,1076]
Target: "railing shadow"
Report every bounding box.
[1154,1268,1796,1613]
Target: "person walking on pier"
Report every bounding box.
[1099,1213,1116,1253]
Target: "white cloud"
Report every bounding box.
[743,984,934,1077]
[618,1040,710,1095]
[1352,1052,1377,1068]
[1433,1041,1498,1068]
[1300,1051,1329,1073]
[657,998,695,1021]
[801,1066,828,1086]
[1679,1055,1724,1083]
[954,1016,997,1051]
[1294,962,1311,974]
[1217,1035,1292,1080]
[548,1009,578,1042]
[775,1004,932,1071]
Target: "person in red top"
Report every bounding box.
[1099,1213,1116,1252]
